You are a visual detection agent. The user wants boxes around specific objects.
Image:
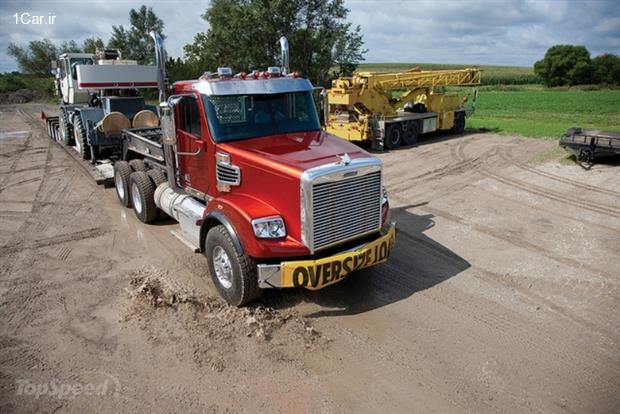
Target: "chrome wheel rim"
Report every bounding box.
[131,182,142,214]
[213,246,233,289]
[115,171,125,199]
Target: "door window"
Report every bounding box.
[179,96,202,139]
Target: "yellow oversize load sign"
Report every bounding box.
[281,225,396,290]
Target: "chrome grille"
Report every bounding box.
[311,170,381,250]
[216,163,240,185]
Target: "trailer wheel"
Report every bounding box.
[129,171,157,223]
[73,117,91,160]
[452,113,466,134]
[385,124,403,149]
[114,161,133,207]
[129,159,147,172]
[205,225,262,306]
[147,168,167,186]
[404,121,419,145]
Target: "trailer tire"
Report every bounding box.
[147,168,167,186]
[114,161,133,208]
[73,117,91,160]
[129,159,147,172]
[205,225,262,306]
[452,112,466,134]
[404,121,419,145]
[129,171,157,223]
[385,124,403,149]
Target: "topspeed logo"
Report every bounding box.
[280,226,396,290]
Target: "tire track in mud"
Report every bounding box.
[422,205,617,282]
[470,183,620,235]
[370,261,619,396]
[0,226,112,255]
[395,228,618,332]
[345,260,618,413]
[501,146,620,198]
[454,140,620,218]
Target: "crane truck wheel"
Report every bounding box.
[129,159,147,172]
[59,109,73,146]
[205,225,262,306]
[129,171,157,223]
[73,117,91,160]
[385,124,403,149]
[452,113,466,134]
[404,121,419,146]
[113,161,133,208]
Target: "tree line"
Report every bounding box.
[534,45,620,87]
[6,1,366,86]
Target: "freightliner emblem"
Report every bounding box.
[338,153,351,165]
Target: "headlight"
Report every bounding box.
[252,216,286,238]
[382,186,389,205]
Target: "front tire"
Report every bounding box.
[205,225,262,306]
[129,171,157,223]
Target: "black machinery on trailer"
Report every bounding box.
[559,128,620,167]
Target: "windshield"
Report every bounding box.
[70,57,93,80]
[203,91,320,143]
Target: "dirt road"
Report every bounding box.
[1,104,619,413]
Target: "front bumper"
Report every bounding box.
[257,222,396,290]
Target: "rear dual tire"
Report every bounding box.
[130,171,157,223]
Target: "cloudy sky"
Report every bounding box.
[1,0,619,73]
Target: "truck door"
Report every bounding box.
[175,95,210,197]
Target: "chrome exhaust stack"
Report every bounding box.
[150,31,177,192]
[279,36,289,75]
[149,31,167,103]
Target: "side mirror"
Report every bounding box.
[50,61,58,76]
[160,102,176,144]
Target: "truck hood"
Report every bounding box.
[218,130,368,174]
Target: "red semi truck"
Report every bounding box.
[111,33,396,305]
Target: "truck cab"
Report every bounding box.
[54,53,94,105]
[112,35,396,306]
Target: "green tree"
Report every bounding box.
[591,53,620,85]
[184,0,366,85]
[60,40,82,53]
[82,37,105,54]
[108,5,165,63]
[534,45,592,86]
[7,39,59,75]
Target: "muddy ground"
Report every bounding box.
[1,104,618,413]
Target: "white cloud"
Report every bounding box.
[0,0,618,73]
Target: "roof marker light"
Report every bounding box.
[217,67,233,78]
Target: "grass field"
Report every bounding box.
[356,63,539,85]
[468,88,620,138]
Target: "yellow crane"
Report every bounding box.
[325,67,481,149]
